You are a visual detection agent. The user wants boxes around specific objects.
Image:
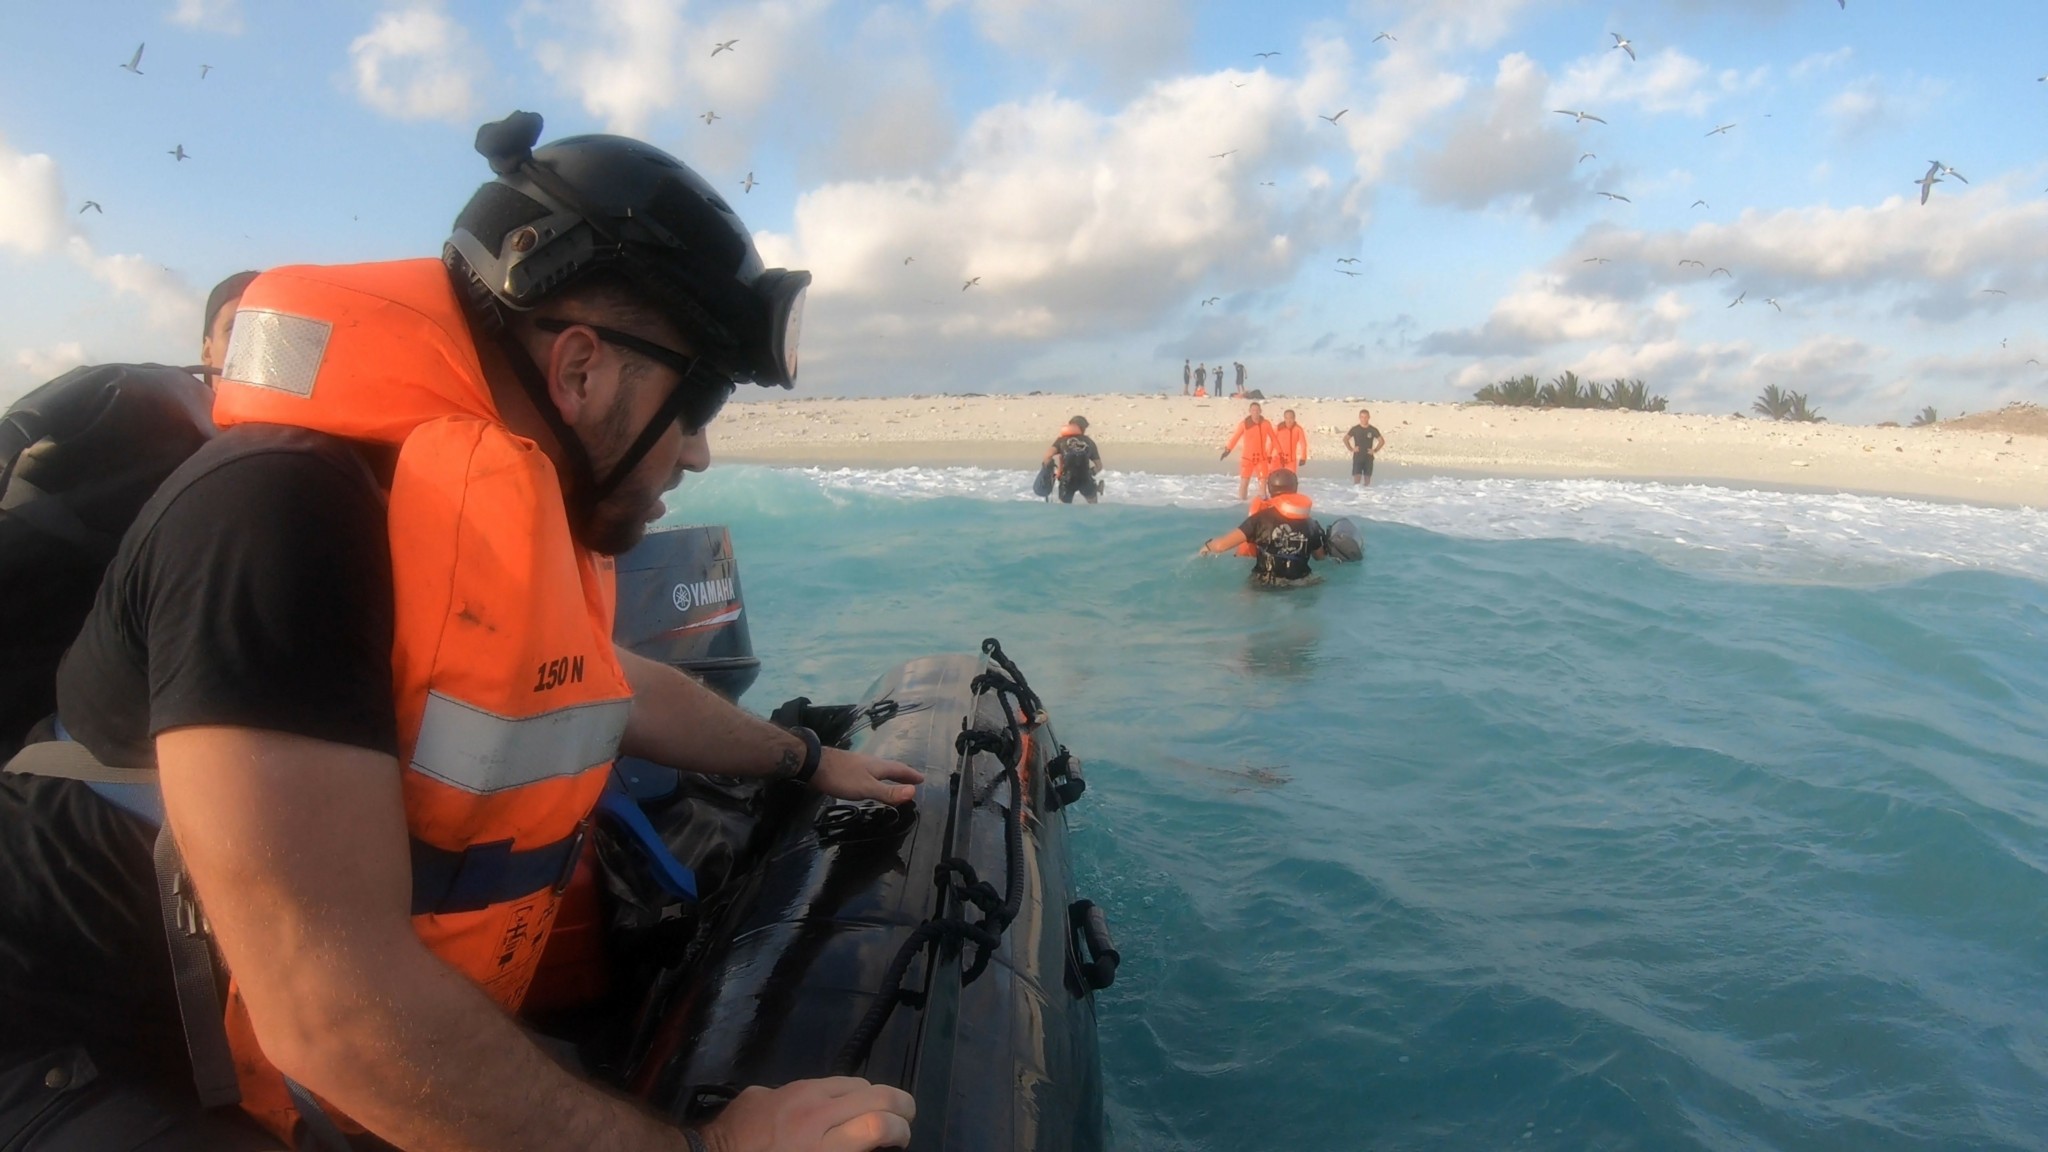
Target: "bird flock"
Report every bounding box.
[84,43,214,216]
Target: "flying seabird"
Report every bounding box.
[1320,109,1348,124]
[1254,51,1280,59]
[1727,291,1747,308]
[1373,32,1397,43]
[711,39,738,56]
[701,110,719,124]
[1210,150,1237,159]
[1611,34,1635,61]
[1982,288,2007,295]
[1554,109,1607,124]
[1766,298,1782,312]
[79,200,102,214]
[120,43,144,74]
[902,256,914,265]
[1710,267,1731,277]
[1582,257,1610,264]
[1678,259,1704,268]
[1337,257,1361,264]
[962,277,981,291]
[1336,270,1362,277]
[1915,170,1943,205]
[199,64,212,79]
[1232,81,1248,88]
[1578,152,1597,164]
[1258,180,1275,186]
[1934,161,1968,184]
[167,145,188,162]
[1596,190,1631,202]
[1691,199,1709,208]
[1201,297,1221,306]
[1706,123,1736,137]
[740,171,757,193]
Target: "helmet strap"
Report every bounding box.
[590,374,697,504]
[487,323,600,523]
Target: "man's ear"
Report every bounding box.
[542,324,605,424]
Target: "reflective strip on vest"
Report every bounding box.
[409,692,631,796]
[220,309,333,398]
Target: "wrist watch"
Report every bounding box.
[788,725,822,785]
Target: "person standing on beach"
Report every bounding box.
[1194,363,1208,395]
[1220,401,1275,503]
[1235,361,1247,395]
[1045,415,1102,504]
[1343,408,1387,487]
[1270,408,1308,472]
[1183,359,1192,395]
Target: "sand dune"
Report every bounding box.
[713,395,2046,508]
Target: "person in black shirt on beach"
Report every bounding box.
[1343,408,1387,486]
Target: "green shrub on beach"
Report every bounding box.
[1910,406,1939,427]
[1474,372,1667,411]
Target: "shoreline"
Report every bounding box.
[711,395,2046,509]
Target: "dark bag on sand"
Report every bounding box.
[1033,458,1055,500]
[0,365,216,757]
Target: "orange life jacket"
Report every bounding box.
[210,259,632,1139]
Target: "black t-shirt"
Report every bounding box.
[0,424,398,1082]
[1347,424,1384,457]
[1054,434,1100,474]
[1238,507,1329,580]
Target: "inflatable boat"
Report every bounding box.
[536,525,1117,1150]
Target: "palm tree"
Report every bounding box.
[1475,374,1541,406]
[1540,370,1597,408]
[1910,406,1939,427]
[1752,384,1795,420]
[1603,378,1669,411]
[1784,391,1825,423]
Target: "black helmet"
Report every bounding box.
[446,110,809,388]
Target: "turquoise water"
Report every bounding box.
[665,466,2048,1152]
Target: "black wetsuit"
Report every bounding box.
[1239,507,1328,584]
[1054,434,1101,503]
[1346,424,1384,478]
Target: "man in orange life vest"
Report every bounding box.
[1197,468,1329,585]
[0,112,920,1152]
[1219,400,1275,503]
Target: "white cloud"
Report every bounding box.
[930,0,1190,84]
[1552,46,1747,118]
[1822,74,1942,142]
[350,2,484,124]
[0,136,200,344]
[0,137,69,257]
[170,0,242,34]
[1421,272,1643,355]
[522,0,830,138]
[1791,47,1852,80]
[1411,53,1580,217]
[13,342,88,383]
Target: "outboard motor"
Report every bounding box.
[614,526,759,702]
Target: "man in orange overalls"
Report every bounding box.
[1269,408,1309,473]
[1220,401,1275,503]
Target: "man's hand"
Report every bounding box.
[699,1079,914,1152]
[812,747,922,805]
[1218,448,1229,459]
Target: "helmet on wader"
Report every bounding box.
[445,110,809,390]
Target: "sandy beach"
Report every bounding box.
[715,394,2048,508]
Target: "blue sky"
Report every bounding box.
[2,0,2044,422]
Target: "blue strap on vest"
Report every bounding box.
[408,827,589,916]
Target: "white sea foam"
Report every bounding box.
[775,465,2048,585]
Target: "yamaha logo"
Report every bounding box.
[672,577,735,613]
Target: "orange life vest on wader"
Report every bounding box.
[210,258,632,1139]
